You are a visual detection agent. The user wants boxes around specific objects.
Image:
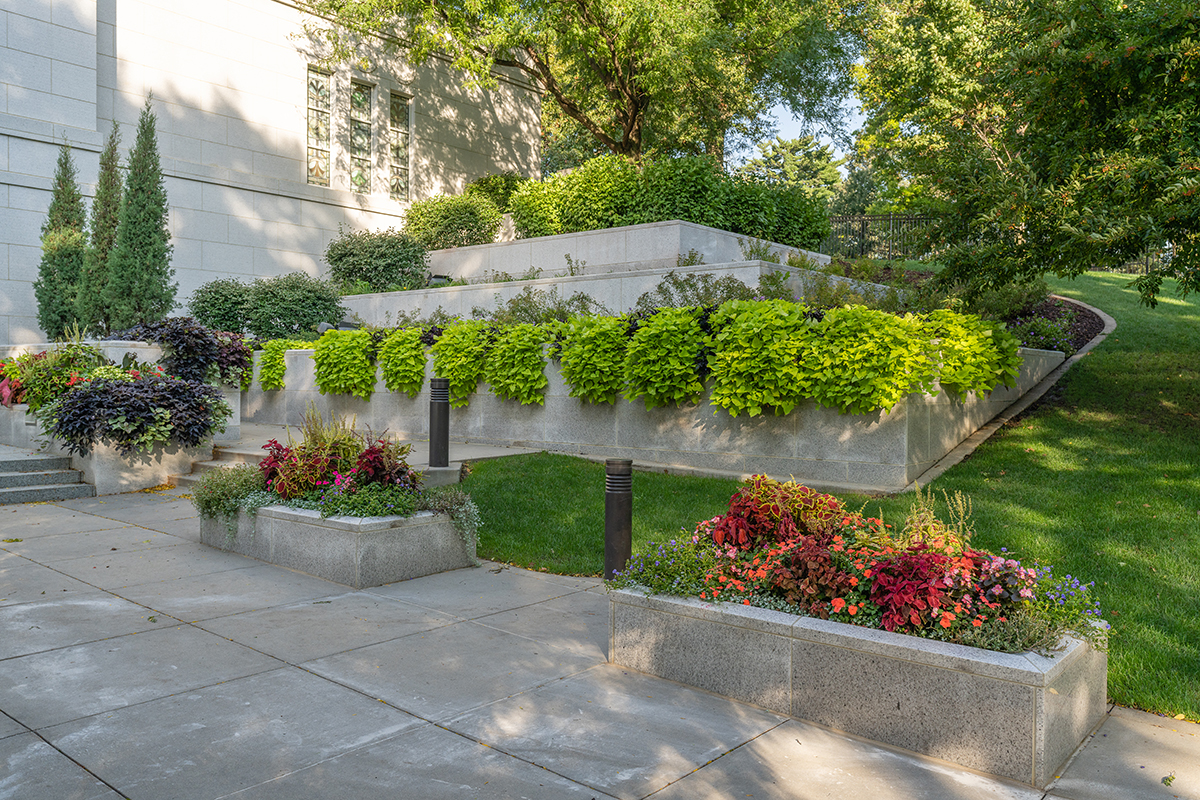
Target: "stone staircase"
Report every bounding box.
[169,444,265,489]
[0,451,95,504]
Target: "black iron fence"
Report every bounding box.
[818,214,937,260]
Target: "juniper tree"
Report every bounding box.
[103,96,177,329]
[76,120,122,335]
[33,140,87,338]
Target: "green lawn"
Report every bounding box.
[463,272,1200,718]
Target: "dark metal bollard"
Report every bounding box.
[604,459,633,581]
[429,378,450,468]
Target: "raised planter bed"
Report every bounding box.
[609,589,1107,788]
[200,506,476,588]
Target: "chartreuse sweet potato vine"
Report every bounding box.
[431,320,492,407]
[923,309,1021,398]
[258,338,315,391]
[485,323,552,405]
[623,307,706,409]
[707,299,812,416]
[312,329,377,400]
[379,326,426,398]
[557,315,628,404]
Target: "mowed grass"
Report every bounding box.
[463,272,1200,717]
[461,454,738,576]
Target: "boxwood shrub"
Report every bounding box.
[324,226,429,292]
[404,193,502,250]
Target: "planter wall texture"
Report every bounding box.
[242,347,1063,492]
[0,405,211,495]
[200,507,475,588]
[610,589,1107,788]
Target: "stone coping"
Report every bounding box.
[255,505,439,532]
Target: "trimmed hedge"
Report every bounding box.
[324,227,428,292]
[404,193,502,250]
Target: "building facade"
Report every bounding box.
[0,0,541,343]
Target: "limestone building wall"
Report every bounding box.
[0,0,541,344]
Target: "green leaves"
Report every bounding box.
[707,300,811,417]
[379,327,427,398]
[312,330,377,401]
[623,308,706,409]
[258,339,314,391]
[431,321,492,407]
[484,323,551,405]
[558,315,628,404]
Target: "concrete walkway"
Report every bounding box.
[1,489,1197,800]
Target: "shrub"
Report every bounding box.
[472,285,610,325]
[40,374,229,456]
[963,277,1050,321]
[245,273,347,340]
[109,317,220,384]
[404,193,502,250]
[509,177,564,239]
[639,155,728,230]
[724,178,778,240]
[188,278,252,333]
[773,186,831,250]
[34,229,87,339]
[324,226,429,292]
[633,271,755,314]
[556,154,643,233]
[465,171,528,213]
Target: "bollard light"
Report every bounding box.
[429,378,450,468]
[604,459,633,581]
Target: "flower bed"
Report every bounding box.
[200,506,474,588]
[608,477,1108,786]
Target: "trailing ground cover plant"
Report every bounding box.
[623,307,707,409]
[378,326,427,397]
[312,329,377,400]
[257,339,314,391]
[484,323,551,404]
[707,299,812,417]
[923,310,1021,399]
[431,320,493,407]
[557,315,628,404]
[612,476,1107,655]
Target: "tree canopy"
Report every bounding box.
[297,0,858,164]
[855,0,1199,305]
[734,136,843,204]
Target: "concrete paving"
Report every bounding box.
[1,489,1197,800]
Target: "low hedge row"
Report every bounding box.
[259,301,1022,417]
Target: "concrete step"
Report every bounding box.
[0,455,72,473]
[0,469,83,489]
[212,445,267,465]
[0,482,95,505]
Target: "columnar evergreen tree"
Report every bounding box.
[103,97,177,329]
[76,120,122,335]
[33,140,87,338]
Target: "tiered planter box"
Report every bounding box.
[609,589,1107,788]
[200,506,476,588]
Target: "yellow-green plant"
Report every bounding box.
[485,323,551,405]
[558,315,627,404]
[378,327,427,397]
[623,307,706,409]
[707,299,812,416]
[431,320,491,407]
[258,338,312,391]
[312,329,377,400]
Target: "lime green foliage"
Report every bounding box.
[258,339,312,391]
[484,323,551,405]
[558,315,628,404]
[431,320,492,407]
[76,121,122,336]
[708,300,811,416]
[465,171,528,213]
[404,193,502,250]
[924,310,1020,399]
[34,229,87,339]
[103,97,176,330]
[624,307,705,409]
[312,330,377,400]
[324,226,428,292]
[378,327,426,397]
[796,307,935,415]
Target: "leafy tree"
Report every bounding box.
[103,97,177,329]
[856,0,1199,305]
[33,141,87,338]
[76,120,122,334]
[298,0,857,164]
[735,136,843,204]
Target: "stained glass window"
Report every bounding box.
[350,83,372,193]
[306,68,330,186]
[389,93,410,200]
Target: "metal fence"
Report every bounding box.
[817,214,937,260]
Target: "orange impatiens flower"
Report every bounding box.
[848,604,859,616]
[831,598,847,612]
